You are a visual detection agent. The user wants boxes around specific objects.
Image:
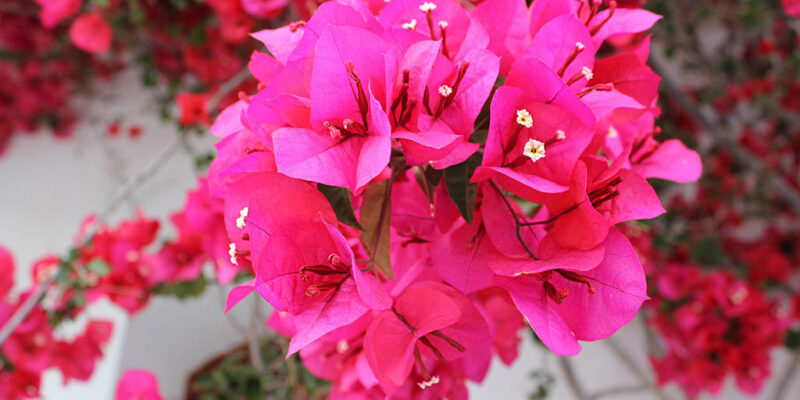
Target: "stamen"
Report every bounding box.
[345,61,369,129]
[581,66,594,80]
[589,1,617,36]
[439,21,450,58]
[402,19,417,30]
[544,281,569,304]
[438,85,453,97]
[417,376,440,389]
[523,139,546,163]
[419,2,437,12]
[229,243,238,265]
[516,109,533,128]
[556,270,597,294]
[577,82,614,98]
[420,2,438,40]
[236,206,248,229]
[557,42,587,78]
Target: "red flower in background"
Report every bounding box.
[69,13,113,54]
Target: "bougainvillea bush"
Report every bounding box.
[2,0,800,399]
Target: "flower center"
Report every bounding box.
[523,139,546,163]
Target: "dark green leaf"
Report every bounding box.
[359,180,392,279]
[154,275,208,300]
[786,329,800,350]
[317,184,363,230]
[444,152,482,224]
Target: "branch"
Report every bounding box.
[648,53,800,216]
[588,384,649,400]
[772,349,800,400]
[0,136,182,345]
[488,180,538,259]
[0,65,255,345]
[558,357,589,400]
[605,337,672,400]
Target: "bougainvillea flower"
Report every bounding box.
[540,158,664,250]
[241,0,288,19]
[271,25,394,191]
[51,320,114,384]
[472,87,593,201]
[35,0,81,29]
[68,13,113,54]
[364,281,489,395]
[478,182,606,275]
[115,370,164,400]
[473,0,530,74]
[497,229,647,355]
[588,7,662,47]
[0,246,13,299]
[379,0,489,62]
[176,92,211,127]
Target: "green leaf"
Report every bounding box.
[317,184,363,230]
[786,329,800,350]
[86,259,111,276]
[359,180,393,279]
[154,275,208,300]
[444,152,481,224]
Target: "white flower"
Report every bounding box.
[523,139,546,163]
[229,243,238,265]
[419,2,436,12]
[236,206,248,229]
[402,19,417,30]
[516,109,533,128]
[438,84,453,96]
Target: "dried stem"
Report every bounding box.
[0,136,182,345]
[605,337,671,400]
[0,66,253,345]
[772,349,800,400]
[558,357,589,400]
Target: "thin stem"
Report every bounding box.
[0,136,182,345]
[558,357,589,400]
[247,300,266,371]
[605,337,671,400]
[488,180,538,259]
[772,349,800,400]
[588,385,649,400]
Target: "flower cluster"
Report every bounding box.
[0,246,114,400]
[0,0,295,155]
[213,0,700,396]
[0,174,240,399]
[648,265,789,397]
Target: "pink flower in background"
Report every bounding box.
[69,13,113,54]
[0,246,13,299]
[35,0,81,29]
[176,93,211,127]
[241,0,288,18]
[783,0,800,16]
[115,370,164,400]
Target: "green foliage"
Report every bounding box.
[444,152,482,224]
[317,184,363,230]
[528,370,555,400]
[786,329,800,350]
[187,338,329,400]
[153,275,208,300]
[360,180,393,279]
